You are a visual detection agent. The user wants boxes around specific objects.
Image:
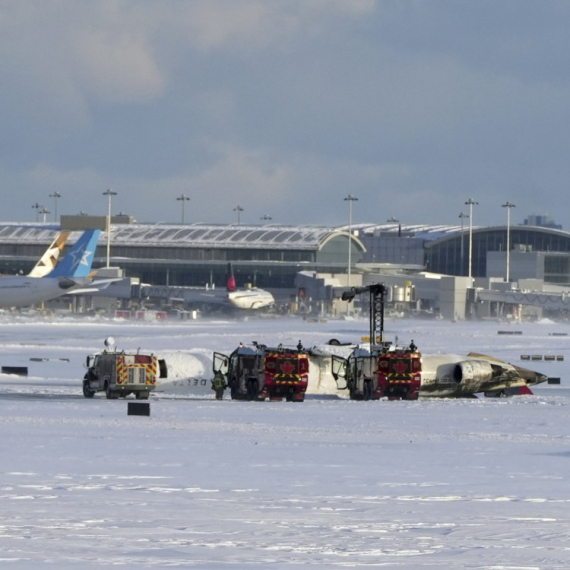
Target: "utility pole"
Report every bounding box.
[103,189,117,268]
[502,201,516,282]
[32,202,42,222]
[234,205,244,225]
[49,192,61,223]
[465,198,478,280]
[344,195,358,289]
[176,194,190,224]
[458,212,468,275]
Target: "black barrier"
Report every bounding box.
[549,333,568,336]
[498,331,523,335]
[521,354,564,361]
[1,366,28,376]
[548,378,561,385]
[128,402,150,417]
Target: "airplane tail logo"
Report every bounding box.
[28,232,69,277]
[227,263,236,291]
[48,229,101,278]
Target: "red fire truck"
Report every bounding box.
[213,342,309,401]
[332,342,421,400]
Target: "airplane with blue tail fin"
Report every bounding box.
[48,229,100,278]
[0,229,101,308]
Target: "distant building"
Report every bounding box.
[0,222,365,290]
[522,214,562,230]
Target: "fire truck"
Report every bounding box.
[332,283,421,400]
[213,341,309,401]
[331,282,547,400]
[83,337,159,399]
[331,342,422,400]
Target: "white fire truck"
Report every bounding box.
[83,337,159,399]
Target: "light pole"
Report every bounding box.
[458,212,468,275]
[32,202,42,222]
[39,207,50,223]
[176,194,190,224]
[49,192,61,223]
[502,201,516,282]
[465,198,478,280]
[387,216,401,237]
[234,205,244,225]
[344,194,358,290]
[103,189,117,268]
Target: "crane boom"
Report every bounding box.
[341,283,387,347]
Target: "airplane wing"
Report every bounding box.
[467,352,507,363]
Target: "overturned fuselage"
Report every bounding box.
[308,343,547,399]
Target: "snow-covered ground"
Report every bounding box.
[1,315,570,568]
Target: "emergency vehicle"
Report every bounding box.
[331,342,422,400]
[213,341,309,401]
[83,337,159,399]
[335,283,421,400]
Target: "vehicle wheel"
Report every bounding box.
[105,382,118,400]
[82,381,95,398]
[136,392,149,400]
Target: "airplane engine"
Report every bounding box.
[453,360,495,384]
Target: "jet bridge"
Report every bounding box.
[476,288,570,310]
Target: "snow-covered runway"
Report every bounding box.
[1,315,569,568]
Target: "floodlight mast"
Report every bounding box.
[342,283,387,347]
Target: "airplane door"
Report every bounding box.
[331,355,348,390]
[213,352,229,375]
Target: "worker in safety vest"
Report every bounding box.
[211,371,227,400]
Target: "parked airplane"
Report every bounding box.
[0,229,100,308]
[226,264,275,310]
[0,232,69,279]
[28,232,69,277]
[140,263,275,311]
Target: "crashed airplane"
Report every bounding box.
[308,341,547,400]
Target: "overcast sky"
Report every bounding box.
[2,1,569,229]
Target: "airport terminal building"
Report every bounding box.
[3,218,570,285]
[2,217,570,317]
[0,220,366,291]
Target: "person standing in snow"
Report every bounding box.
[211,371,227,400]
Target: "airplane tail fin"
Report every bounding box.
[227,263,236,292]
[48,230,101,278]
[28,232,70,277]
